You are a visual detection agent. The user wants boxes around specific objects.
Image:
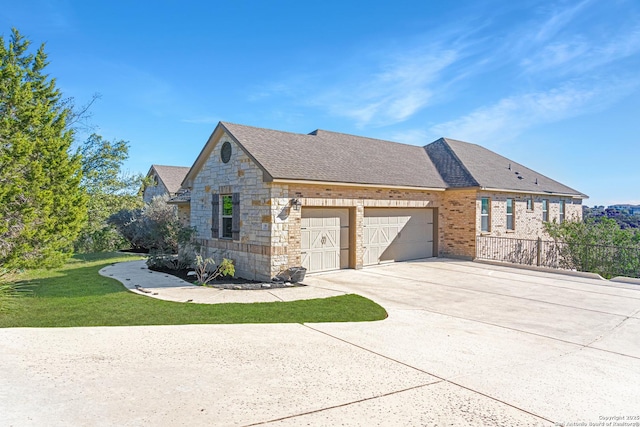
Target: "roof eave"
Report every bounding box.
[270,178,445,192]
[166,199,191,205]
[479,187,588,198]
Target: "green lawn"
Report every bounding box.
[0,253,387,327]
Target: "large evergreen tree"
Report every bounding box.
[0,28,86,268]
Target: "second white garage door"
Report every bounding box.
[301,208,349,273]
[363,208,434,266]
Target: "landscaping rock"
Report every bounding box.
[148,266,305,290]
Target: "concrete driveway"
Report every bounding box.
[2,259,639,426]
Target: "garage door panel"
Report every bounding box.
[301,208,349,273]
[364,208,434,266]
[379,245,395,263]
[323,250,339,270]
[367,228,377,245]
[309,252,324,272]
[325,229,338,248]
[310,217,324,227]
[394,240,430,260]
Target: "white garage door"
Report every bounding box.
[363,208,434,266]
[301,208,349,273]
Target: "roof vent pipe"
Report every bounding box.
[508,163,511,170]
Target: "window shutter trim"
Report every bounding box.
[211,194,219,237]
[231,192,240,240]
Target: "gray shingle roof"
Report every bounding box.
[149,165,190,194]
[426,138,585,196]
[424,138,478,188]
[221,122,446,188]
[185,122,586,198]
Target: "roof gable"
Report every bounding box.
[185,122,446,189]
[147,165,190,194]
[182,123,272,188]
[427,138,586,197]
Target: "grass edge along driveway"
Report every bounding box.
[0,253,387,328]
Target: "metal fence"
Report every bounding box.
[475,235,640,279]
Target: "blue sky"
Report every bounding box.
[2,0,639,206]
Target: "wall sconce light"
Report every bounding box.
[290,198,301,211]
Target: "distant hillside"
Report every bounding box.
[583,205,640,229]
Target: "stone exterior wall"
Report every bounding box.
[190,132,272,281]
[143,175,169,203]
[477,191,583,240]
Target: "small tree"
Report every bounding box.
[545,218,640,278]
[140,196,191,252]
[107,208,146,251]
[193,255,235,285]
[108,195,194,253]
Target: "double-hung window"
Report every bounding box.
[221,195,233,238]
[506,198,514,230]
[212,193,240,240]
[542,199,549,222]
[527,196,534,211]
[481,198,490,232]
[559,200,565,223]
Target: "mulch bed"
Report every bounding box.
[149,266,304,290]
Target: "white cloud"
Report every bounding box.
[594,26,640,65]
[522,26,640,75]
[430,80,636,144]
[512,0,640,78]
[521,38,590,72]
[247,0,640,139]
[387,128,431,146]
[316,47,462,127]
[532,0,593,43]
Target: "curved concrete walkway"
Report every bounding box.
[99,260,346,304]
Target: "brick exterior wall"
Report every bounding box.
[439,190,477,259]
[477,191,583,240]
